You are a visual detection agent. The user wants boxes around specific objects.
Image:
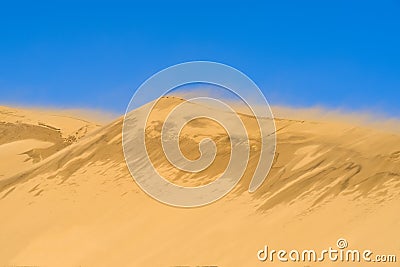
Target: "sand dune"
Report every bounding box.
[0,106,101,179]
[0,98,399,266]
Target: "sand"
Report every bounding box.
[0,99,399,266]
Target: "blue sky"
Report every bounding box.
[1,1,399,116]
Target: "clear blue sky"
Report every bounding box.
[1,1,399,116]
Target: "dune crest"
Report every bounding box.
[0,98,399,266]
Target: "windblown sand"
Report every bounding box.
[0,99,399,266]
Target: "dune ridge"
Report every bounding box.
[0,98,399,266]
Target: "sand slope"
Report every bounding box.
[0,106,101,179]
[0,99,399,266]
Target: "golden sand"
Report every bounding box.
[0,99,399,266]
